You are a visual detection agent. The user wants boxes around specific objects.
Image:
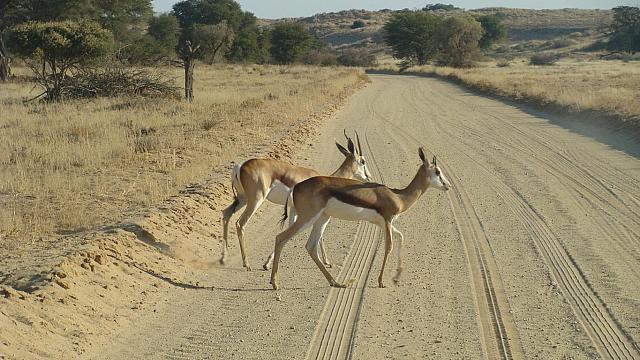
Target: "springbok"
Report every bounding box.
[221,133,372,271]
[270,147,450,290]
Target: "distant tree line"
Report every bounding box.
[383,10,506,68]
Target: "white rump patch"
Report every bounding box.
[266,180,290,205]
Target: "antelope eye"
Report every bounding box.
[435,170,441,175]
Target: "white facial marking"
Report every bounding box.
[356,156,372,182]
[430,167,450,191]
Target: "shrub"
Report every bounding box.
[351,20,366,29]
[436,15,483,68]
[302,49,338,66]
[478,14,507,49]
[337,49,376,67]
[61,64,179,99]
[529,53,558,66]
[547,38,575,49]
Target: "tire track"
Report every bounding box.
[416,97,640,359]
[306,130,385,360]
[429,109,640,281]
[372,112,524,360]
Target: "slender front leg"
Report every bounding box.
[235,194,265,271]
[391,225,404,283]
[319,237,333,268]
[306,215,344,287]
[221,196,246,265]
[378,221,394,288]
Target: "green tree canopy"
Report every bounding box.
[269,22,311,64]
[436,15,483,67]
[180,22,234,64]
[172,0,261,63]
[227,11,259,62]
[172,0,243,29]
[383,11,442,66]
[611,6,640,54]
[9,20,114,100]
[148,14,181,50]
[478,14,506,49]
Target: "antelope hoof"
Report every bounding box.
[244,265,252,271]
[330,282,347,288]
[262,264,270,271]
[271,281,279,290]
[219,257,226,265]
[378,281,386,288]
[324,262,333,268]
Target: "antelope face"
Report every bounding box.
[418,147,450,191]
[355,155,372,182]
[430,166,450,191]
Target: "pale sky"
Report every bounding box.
[153,0,638,18]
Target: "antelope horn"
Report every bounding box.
[355,131,364,156]
[343,128,350,142]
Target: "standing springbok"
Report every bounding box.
[270,147,450,290]
[221,133,371,271]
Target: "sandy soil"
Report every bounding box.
[2,74,639,360]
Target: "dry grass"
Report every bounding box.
[404,60,640,122]
[0,64,366,248]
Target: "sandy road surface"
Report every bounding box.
[93,74,640,360]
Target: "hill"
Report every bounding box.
[262,8,614,51]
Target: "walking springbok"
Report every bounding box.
[221,133,372,271]
[270,147,450,290]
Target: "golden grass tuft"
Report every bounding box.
[0,64,366,247]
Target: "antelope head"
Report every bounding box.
[418,147,450,191]
[336,130,372,182]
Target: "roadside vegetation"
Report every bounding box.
[0,0,371,247]
[401,60,640,122]
[0,64,366,247]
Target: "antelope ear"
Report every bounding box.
[347,138,356,155]
[418,147,429,166]
[336,142,351,157]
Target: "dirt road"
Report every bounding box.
[92,74,640,359]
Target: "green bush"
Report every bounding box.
[351,20,366,29]
[269,22,311,64]
[9,20,114,101]
[436,15,483,68]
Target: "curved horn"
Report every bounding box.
[343,128,350,142]
[355,131,364,156]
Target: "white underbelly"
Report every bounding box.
[324,198,384,225]
[266,180,290,205]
